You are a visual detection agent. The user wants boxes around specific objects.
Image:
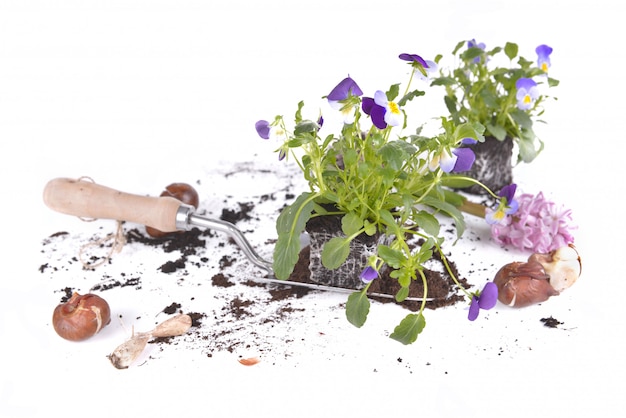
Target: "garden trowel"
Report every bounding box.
[43,177,431,301]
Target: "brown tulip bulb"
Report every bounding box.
[493,261,560,308]
[52,292,111,341]
[528,244,582,293]
[146,182,200,238]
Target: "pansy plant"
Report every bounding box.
[255,54,513,345]
[431,40,559,163]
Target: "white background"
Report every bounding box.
[1,1,624,417]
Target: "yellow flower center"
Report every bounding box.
[493,209,505,221]
[524,94,532,105]
[388,101,400,114]
[541,62,549,72]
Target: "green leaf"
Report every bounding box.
[377,245,405,269]
[294,120,319,135]
[504,42,518,60]
[440,176,475,189]
[547,77,559,88]
[510,109,533,130]
[421,196,466,239]
[430,76,456,87]
[454,122,483,143]
[462,47,483,61]
[363,220,377,236]
[273,192,315,280]
[395,286,409,303]
[341,212,362,236]
[346,291,370,328]
[443,95,458,117]
[343,148,358,166]
[486,123,507,141]
[387,83,401,101]
[517,130,542,163]
[295,100,304,123]
[321,236,351,269]
[389,313,426,345]
[441,189,466,206]
[397,88,426,106]
[379,140,416,170]
[414,210,440,237]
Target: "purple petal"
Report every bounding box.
[468,297,480,321]
[373,90,388,107]
[362,97,375,115]
[499,184,517,202]
[327,77,363,101]
[439,150,457,173]
[485,210,501,225]
[451,148,475,172]
[535,44,553,59]
[467,39,485,50]
[515,77,537,91]
[370,103,388,129]
[398,53,429,68]
[478,282,498,310]
[460,137,478,145]
[360,266,379,283]
[505,199,519,215]
[255,120,271,139]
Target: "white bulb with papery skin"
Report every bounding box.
[529,244,581,293]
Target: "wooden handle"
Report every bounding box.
[43,178,183,232]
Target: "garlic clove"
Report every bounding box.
[150,314,192,338]
[493,261,559,308]
[528,244,582,293]
[107,332,151,369]
[107,314,193,369]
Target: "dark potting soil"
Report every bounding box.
[283,240,470,311]
[297,210,471,310]
[110,205,470,311]
[43,199,471,329]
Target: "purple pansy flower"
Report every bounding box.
[451,148,476,172]
[360,266,379,283]
[327,76,363,124]
[327,76,363,101]
[536,44,553,73]
[430,138,477,173]
[255,120,271,140]
[515,78,539,110]
[399,53,429,69]
[467,39,486,63]
[362,90,402,129]
[468,282,498,321]
[255,118,288,160]
[491,191,576,253]
[399,53,436,79]
[361,97,385,129]
[486,184,519,225]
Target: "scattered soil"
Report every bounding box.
[44,202,470,311]
[540,316,563,328]
[38,173,486,365]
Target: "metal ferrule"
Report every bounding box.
[174,204,196,231]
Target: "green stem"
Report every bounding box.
[416,269,428,313]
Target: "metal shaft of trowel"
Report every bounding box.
[174,204,274,274]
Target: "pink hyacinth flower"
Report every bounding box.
[490,192,576,253]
